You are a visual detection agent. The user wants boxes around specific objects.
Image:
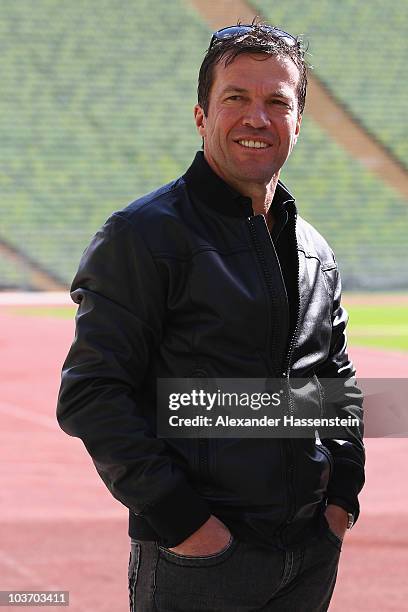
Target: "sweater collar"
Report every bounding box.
[183,151,296,218]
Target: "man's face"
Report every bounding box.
[194,53,302,188]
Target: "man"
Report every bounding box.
[57,22,365,611]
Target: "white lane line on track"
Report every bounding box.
[0,401,58,431]
[0,550,58,590]
[0,551,86,611]
[0,550,43,583]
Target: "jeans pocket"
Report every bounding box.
[158,534,238,567]
[128,541,141,612]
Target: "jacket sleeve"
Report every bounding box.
[56,212,210,547]
[316,264,365,523]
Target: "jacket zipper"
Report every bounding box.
[247,217,288,375]
[191,369,211,480]
[280,211,301,536]
[247,219,276,289]
[198,438,209,479]
[248,210,301,540]
[281,212,300,391]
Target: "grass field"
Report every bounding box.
[7,306,77,319]
[345,305,408,351]
[6,299,408,352]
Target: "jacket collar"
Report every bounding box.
[183,151,296,218]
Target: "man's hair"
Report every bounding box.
[197,20,308,118]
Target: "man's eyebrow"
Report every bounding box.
[268,90,292,99]
[220,86,293,99]
[220,86,249,95]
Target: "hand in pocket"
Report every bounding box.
[167,515,232,557]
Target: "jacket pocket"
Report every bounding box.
[189,367,210,378]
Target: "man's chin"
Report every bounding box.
[230,164,277,185]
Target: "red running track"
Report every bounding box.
[0,310,407,611]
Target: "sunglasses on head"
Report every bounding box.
[210,24,300,50]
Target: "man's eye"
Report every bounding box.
[227,95,243,101]
[270,99,290,107]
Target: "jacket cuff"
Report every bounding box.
[140,480,211,547]
[325,453,364,525]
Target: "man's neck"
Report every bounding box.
[239,180,278,232]
[203,153,279,231]
[244,179,278,216]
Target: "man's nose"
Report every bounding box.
[242,103,271,129]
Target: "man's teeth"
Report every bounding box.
[238,140,270,149]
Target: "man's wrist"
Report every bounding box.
[326,504,354,529]
[326,495,359,526]
[324,504,348,538]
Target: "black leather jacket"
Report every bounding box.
[57,152,365,549]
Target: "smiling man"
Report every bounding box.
[57,21,365,612]
[194,52,301,226]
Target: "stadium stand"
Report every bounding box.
[257,0,408,166]
[1,0,407,289]
[255,0,408,288]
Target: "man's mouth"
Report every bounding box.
[236,140,271,149]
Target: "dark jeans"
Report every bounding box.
[128,517,342,612]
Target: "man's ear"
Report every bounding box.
[294,113,302,144]
[194,104,206,137]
